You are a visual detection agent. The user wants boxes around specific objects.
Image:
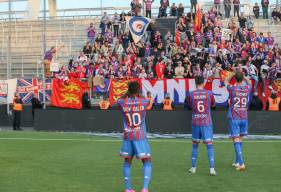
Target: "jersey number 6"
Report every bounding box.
[197,101,205,113]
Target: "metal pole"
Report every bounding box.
[42,0,47,109]
[7,0,12,114]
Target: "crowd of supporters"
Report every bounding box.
[49,0,281,99]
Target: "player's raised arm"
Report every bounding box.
[210,93,216,110]
[244,76,252,86]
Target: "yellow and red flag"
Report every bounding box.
[51,78,88,109]
[194,5,201,33]
[109,79,131,104]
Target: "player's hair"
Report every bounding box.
[235,72,244,83]
[195,76,204,86]
[124,81,140,98]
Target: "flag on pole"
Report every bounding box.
[194,5,201,33]
[126,16,151,43]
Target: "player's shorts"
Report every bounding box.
[192,125,213,144]
[228,118,248,138]
[120,139,151,159]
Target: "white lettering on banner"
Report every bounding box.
[166,79,186,103]
[212,79,229,104]
[188,79,196,92]
[142,80,164,103]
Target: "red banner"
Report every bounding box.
[51,78,88,109]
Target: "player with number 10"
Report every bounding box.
[117,81,152,192]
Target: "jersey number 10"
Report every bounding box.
[126,113,141,127]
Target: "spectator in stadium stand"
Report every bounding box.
[112,12,120,37]
[86,62,95,88]
[267,62,279,90]
[44,46,56,77]
[170,3,177,17]
[100,12,110,35]
[165,60,175,78]
[144,0,154,18]
[146,91,154,110]
[131,0,142,15]
[250,91,263,111]
[155,58,166,79]
[12,93,23,131]
[119,12,126,34]
[233,0,240,18]
[99,97,110,110]
[266,90,281,111]
[271,8,279,24]
[83,42,92,58]
[260,60,270,97]
[261,0,269,19]
[159,0,169,18]
[203,63,214,79]
[82,92,91,109]
[185,64,193,78]
[212,63,222,78]
[214,0,221,14]
[31,94,43,120]
[161,93,174,110]
[246,16,254,31]
[193,63,203,77]
[238,14,247,29]
[87,23,96,45]
[224,0,231,18]
[190,0,197,13]
[177,3,184,18]
[253,3,260,19]
[175,61,185,78]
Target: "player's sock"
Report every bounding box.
[191,142,199,168]
[206,144,215,168]
[142,160,152,190]
[234,142,244,165]
[123,161,132,190]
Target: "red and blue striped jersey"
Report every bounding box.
[118,97,149,141]
[188,89,215,127]
[227,85,251,120]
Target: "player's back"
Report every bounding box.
[118,97,149,141]
[188,89,215,127]
[228,85,251,120]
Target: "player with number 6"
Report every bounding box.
[186,76,217,176]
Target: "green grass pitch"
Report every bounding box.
[0,131,281,192]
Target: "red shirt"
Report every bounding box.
[155,62,166,79]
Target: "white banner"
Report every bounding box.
[0,79,17,104]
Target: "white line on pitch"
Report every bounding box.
[0,138,281,143]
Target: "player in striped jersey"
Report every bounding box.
[225,72,252,171]
[117,81,151,192]
[187,76,217,176]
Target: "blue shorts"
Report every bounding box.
[120,139,151,159]
[228,119,248,138]
[192,126,213,143]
